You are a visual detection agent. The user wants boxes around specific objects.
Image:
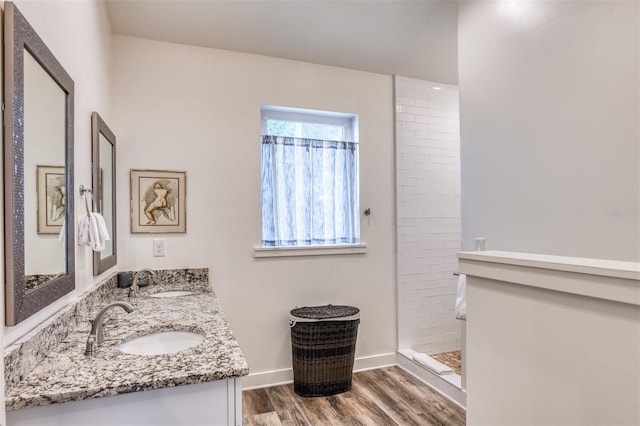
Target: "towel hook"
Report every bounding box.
[79,185,97,214]
[79,185,92,195]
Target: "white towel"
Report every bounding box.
[455,274,466,320]
[78,214,90,246]
[412,353,454,375]
[58,221,66,245]
[90,212,110,251]
[78,212,110,252]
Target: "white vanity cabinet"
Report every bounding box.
[7,378,242,426]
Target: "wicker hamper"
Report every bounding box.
[289,304,360,397]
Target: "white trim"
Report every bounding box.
[241,352,396,390]
[458,250,640,280]
[253,243,367,258]
[229,378,241,426]
[458,250,640,306]
[397,350,466,409]
[226,379,235,426]
[260,105,358,142]
[241,368,293,391]
[353,352,397,372]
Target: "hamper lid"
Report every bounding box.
[290,304,359,321]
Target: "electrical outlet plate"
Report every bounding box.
[153,239,166,257]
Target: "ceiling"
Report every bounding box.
[105,0,459,84]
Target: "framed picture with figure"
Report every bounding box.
[36,165,65,234]
[130,169,186,233]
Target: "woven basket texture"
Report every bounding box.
[290,304,359,320]
[291,318,360,397]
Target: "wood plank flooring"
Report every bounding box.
[243,366,466,426]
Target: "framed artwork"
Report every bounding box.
[130,169,186,233]
[36,165,65,234]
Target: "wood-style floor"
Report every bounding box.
[242,366,466,426]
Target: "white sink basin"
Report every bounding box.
[120,331,204,355]
[149,290,196,298]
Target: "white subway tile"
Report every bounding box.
[397,128,416,138]
[396,77,461,349]
[429,124,459,135]
[443,164,461,172]
[397,113,416,122]
[403,121,430,131]
[412,161,444,172]
[442,147,461,157]
[401,105,428,116]
[417,115,459,127]
[429,155,459,165]
[417,271,456,281]
[441,133,461,142]
[415,146,443,156]
[429,217,461,226]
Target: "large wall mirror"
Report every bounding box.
[4,2,75,325]
[92,112,117,275]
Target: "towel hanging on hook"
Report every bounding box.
[78,190,110,252]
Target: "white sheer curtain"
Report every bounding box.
[261,135,359,247]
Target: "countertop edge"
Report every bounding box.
[6,367,250,411]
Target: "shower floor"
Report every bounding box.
[431,351,462,375]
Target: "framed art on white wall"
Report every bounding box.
[130,169,186,233]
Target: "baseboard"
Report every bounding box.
[241,368,293,390]
[241,352,398,390]
[353,352,397,372]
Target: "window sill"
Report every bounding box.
[253,243,367,258]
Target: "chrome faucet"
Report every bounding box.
[129,268,157,298]
[84,301,134,356]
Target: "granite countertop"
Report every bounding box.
[6,284,249,411]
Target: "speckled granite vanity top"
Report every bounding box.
[5,276,248,411]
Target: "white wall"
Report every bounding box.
[459,0,640,261]
[466,274,640,425]
[3,0,113,344]
[112,36,396,385]
[395,76,462,354]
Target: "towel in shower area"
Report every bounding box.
[455,273,466,320]
[412,353,454,375]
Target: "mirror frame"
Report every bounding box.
[4,2,75,325]
[91,112,117,275]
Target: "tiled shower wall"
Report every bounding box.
[395,76,462,355]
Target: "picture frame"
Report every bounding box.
[130,169,186,233]
[36,165,65,234]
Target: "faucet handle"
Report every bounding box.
[128,286,138,298]
[84,334,97,356]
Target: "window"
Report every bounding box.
[260,106,360,248]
